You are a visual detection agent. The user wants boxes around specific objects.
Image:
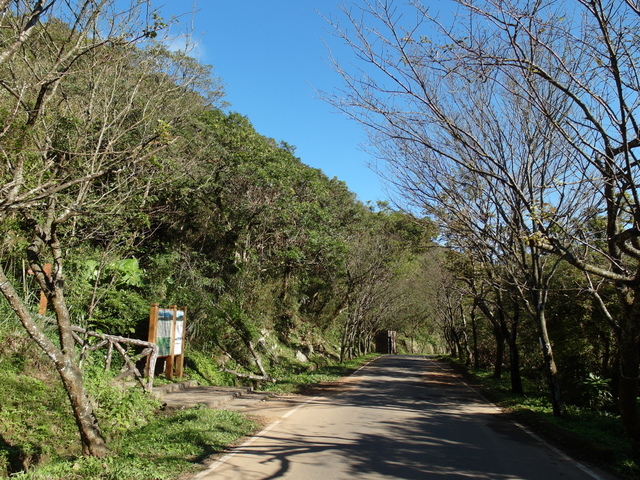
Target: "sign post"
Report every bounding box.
[147,304,186,380]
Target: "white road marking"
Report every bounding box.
[429,358,607,480]
[190,395,321,479]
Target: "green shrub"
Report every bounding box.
[84,366,161,442]
[582,373,615,411]
[183,349,236,386]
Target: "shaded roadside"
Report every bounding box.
[443,357,632,479]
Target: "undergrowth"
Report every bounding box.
[0,327,258,479]
[10,408,256,480]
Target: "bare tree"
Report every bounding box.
[326,0,640,455]
[325,0,582,416]
[0,1,57,66]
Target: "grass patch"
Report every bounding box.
[11,407,256,480]
[0,369,81,476]
[0,336,258,480]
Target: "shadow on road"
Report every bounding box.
[212,356,602,480]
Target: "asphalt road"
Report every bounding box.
[192,355,619,480]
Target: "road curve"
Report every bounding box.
[192,355,620,480]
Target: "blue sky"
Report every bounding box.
[156,1,390,206]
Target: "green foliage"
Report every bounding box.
[137,109,383,372]
[65,252,150,334]
[545,267,617,408]
[582,373,614,411]
[183,349,236,386]
[88,289,149,334]
[84,367,162,441]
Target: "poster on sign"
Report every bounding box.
[147,304,186,379]
[156,308,174,356]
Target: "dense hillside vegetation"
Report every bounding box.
[0,0,638,478]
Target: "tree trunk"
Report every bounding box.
[450,329,462,360]
[538,308,565,416]
[57,362,109,457]
[589,283,640,457]
[0,266,108,456]
[247,340,269,379]
[492,324,504,379]
[618,337,640,458]
[508,336,523,395]
[340,317,352,362]
[617,300,640,459]
[471,309,479,370]
[502,303,523,395]
[505,316,523,395]
[461,314,472,367]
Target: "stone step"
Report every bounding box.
[151,380,199,397]
[156,384,257,409]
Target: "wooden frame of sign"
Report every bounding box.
[147,304,186,380]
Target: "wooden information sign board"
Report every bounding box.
[148,304,186,380]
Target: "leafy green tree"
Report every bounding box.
[142,110,364,377]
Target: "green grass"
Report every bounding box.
[10,408,256,480]
[0,332,258,480]
[0,366,82,475]
[262,353,379,394]
[0,365,257,480]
